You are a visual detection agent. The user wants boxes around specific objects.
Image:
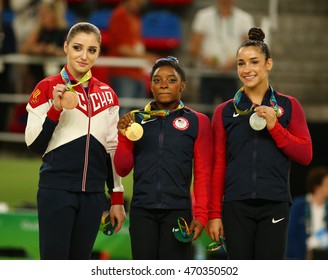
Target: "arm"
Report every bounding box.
[25,81,64,154]
[113,114,135,177]
[269,97,312,166]
[207,104,226,241]
[192,112,212,228]
[106,105,126,232]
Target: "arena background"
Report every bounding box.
[0,0,327,260]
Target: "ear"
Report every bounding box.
[266,58,273,71]
[180,81,186,92]
[63,41,68,54]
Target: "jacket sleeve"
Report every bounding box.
[113,133,135,177]
[208,104,226,220]
[193,112,213,227]
[105,98,125,205]
[25,80,62,155]
[269,97,312,166]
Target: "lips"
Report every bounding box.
[244,75,256,80]
[77,61,88,67]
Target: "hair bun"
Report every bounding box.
[248,27,265,42]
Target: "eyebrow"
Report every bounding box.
[238,56,259,61]
[72,42,98,48]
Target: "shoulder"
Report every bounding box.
[195,6,216,18]
[214,99,232,114]
[233,7,254,20]
[184,107,210,122]
[276,91,303,108]
[112,6,126,17]
[36,74,62,88]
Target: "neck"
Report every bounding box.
[244,81,269,105]
[218,4,232,17]
[155,100,180,110]
[66,65,86,82]
[311,192,326,206]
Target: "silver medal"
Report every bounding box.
[249,113,266,131]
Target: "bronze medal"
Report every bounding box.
[60,91,78,110]
[125,122,144,141]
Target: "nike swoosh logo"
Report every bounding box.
[141,118,156,124]
[233,112,239,117]
[272,217,285,224]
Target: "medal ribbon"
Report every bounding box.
[233,86,279,116]
[60,67,92,93]
[130,100,185,120]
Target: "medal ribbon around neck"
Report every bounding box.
[129,100,185,120]
[125,101,184,141]
[233,86,279,116]
[60,67,92,93]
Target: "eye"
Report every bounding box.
[89,48,98,54]
[168,78,177,83]
[152,78,161,84]
[251,60,259,65]
[237,61,245,66]
[73,45,82,51]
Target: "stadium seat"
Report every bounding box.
[65,10,78,27]
[2,8,14,25]
[142,11,182,51]
[150,0,192,5]
[87,9,112,30]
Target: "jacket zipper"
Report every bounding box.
[81,88,92,192]
[251,133,258,198]
[156,117,165,202]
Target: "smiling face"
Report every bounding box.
[150,65,186,109]
[64,32,100,80]
[237,46,272,91]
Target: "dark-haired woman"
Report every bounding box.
[25,22,126,259]
[207,27,312,259]
[114,57,212,259]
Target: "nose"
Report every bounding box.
[243,62,251,72]
[160,80,168,88]
[81,50,87,60]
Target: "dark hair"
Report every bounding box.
[150,56,186,82]
[66,22,101,45]
[306,166,328,194]
[237,27,271,61]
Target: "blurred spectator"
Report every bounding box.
[20,1,67,57]
[7,1,68,133]
[286,166,328,259]
[189,0,254,104]
[0,0,16,131]
[10,0,40,51]
[105,0,158,115]
[20,1,68,89]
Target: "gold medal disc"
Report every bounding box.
[249,112,266,131]
[61,91,79,110]
[125,122,144,141]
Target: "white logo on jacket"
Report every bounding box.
[172,117,189,131]
[77,90,115,115]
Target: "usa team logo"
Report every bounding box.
[172,117,189,131]
[277,106,284,117]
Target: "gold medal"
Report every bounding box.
[60,91,79,110]
[125,122,144,141]
[249,112,266,131]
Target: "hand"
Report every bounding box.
[52,84,69,111]
[254,105,277,130]
[206,218,224,242]
[117,113,134,135]
[109,204,126,233]
[189,219,204,241]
